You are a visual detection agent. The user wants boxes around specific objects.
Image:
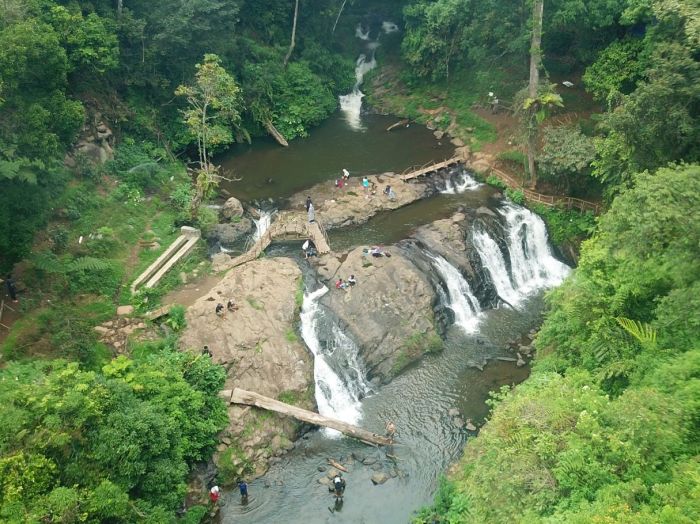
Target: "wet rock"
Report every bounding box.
[516,353,527,367]
[467,361,485,371]
[352,452,366,462]
[371,463,383,471]
[371,472,390,485]
[434,130,444,140]
[318,465,327,472]
[326,468,339,478]
[207,219,253,246]
[221,197,244,220]
[448,408,460,417]
[318,476,331,485]
[476,206,496,217]
[465,420,477,432]
[362,456,378,466]
[453,417,465,428]
[450,137,465,147]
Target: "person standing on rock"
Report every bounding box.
[209,485,220,505]
[305,195,312,211]
[215,303,224,317]
[362,177,370,196]
[333,473,345,498]
[342,168,350,181]
[308,202,315,223]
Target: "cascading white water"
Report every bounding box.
[253,209,274,241]
[500,203,571,293]
[300,286,363,432]
[339,21,397,130]
[339,53,376,130]
[441,173,481,194]
[429,254,481,333]
[472,229,522,306]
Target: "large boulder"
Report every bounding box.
[207,219,253,246]
[321,246,441,382]
[179,258,314,480]
[221,197,244,220]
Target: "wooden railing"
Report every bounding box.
[489,167,602,214]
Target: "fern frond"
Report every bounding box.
[31,252,67,274]
[67,257,112,272]
[616,317,657,345]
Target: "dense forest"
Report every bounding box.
[1,0,698,522]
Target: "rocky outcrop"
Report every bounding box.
[66,114,115,166]
[288,174,429,229]
[207,219,254,247]
[319,246,441,382]
[221,197,244,220]
[179,258,314,480]
[412,211,499,308]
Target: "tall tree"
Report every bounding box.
[283,0,300,68]
[175,54,244,218]
[527,0,544,187]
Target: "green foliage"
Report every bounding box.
[0,351,227,521]
[583,37,647,104]
[485,175,507,190]
[505,188,525,205]
[164,305,187,332]
[532,204,597,246]
[538,125,597,195]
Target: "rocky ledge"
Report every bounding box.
[316,245,442,382]
[179,257,314,481]
[288,173,428,229]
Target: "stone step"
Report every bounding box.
[144,235,200,289]
[131,235,189,292]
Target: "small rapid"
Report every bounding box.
[429,254,482,333]
[253,209,274,241]
[500,204,571,293]
[440,172,481,194]
[472,229,522,307]
[299,286,367,431]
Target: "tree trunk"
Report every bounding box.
[527,0,544,189]
[264,119,289,147]
[229,388,393,446]
[283,0,300,68]
[117,0,123,16]
[332,0,348,34]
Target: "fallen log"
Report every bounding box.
[327,459,348,472]
[386,119,409,132]
[264,120,289,147]
[230,388,393,446]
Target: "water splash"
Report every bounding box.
[253,209,274,241]
[500,203,571,293]
[472,229,521,306]
[355,23,370,40]
[429,254,481,333]
[440,173,481,194]
[300,287,364,433]
[382,21,399,34]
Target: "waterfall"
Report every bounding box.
[472,229,521,306]
[253,209,274,241]
[500,203,571,293]
[429,254,481,333]
[339,53,376,130]
[441,173,481,194]
[339,21,398,130]
[300,286,364,431]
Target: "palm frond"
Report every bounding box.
[616,317,657,345]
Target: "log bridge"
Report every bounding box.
[400,156,463,181]
[228,388,393,446]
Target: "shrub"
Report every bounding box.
[485,175,507,190]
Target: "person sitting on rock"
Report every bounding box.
[370,246,383,257]
[215,303,225,317]
[335,278,348,290]
[348,275,357,286]
[202,345,213,357]
[335,178,344,189]
[227,299,238,312]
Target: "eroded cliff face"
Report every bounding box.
[316,246,441,382]
[180,257,314,480]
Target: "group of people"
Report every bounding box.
[215,298,238,317]
[335,274,357,290]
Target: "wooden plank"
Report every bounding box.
[230,388,393,446]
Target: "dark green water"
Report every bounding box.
[218,113,453,202]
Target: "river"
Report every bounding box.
[214,110,567,522]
